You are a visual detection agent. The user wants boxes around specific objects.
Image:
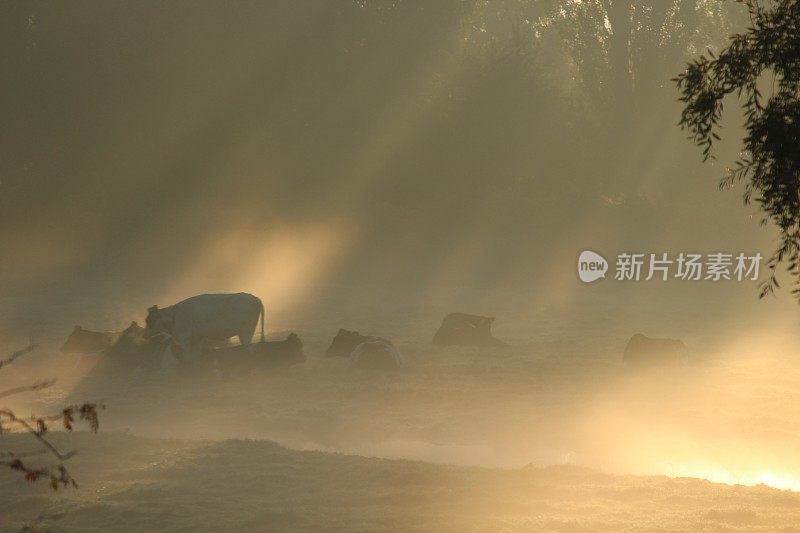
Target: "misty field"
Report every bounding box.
[6,432,800,532]
[4,286,800,531]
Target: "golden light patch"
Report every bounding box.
[163,222,354,322]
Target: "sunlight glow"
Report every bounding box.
[666,465,800,492]
[164,222,353,324]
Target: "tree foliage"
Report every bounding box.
[527,0,733,115]
[675,0,800,297]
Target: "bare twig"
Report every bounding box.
[0,458,77,490]
[0,449,47,459]
[1,343,102,500]
[0,379,56,400]
[0,344,37,371]
[0,410,77,461]
[21,509,68,532]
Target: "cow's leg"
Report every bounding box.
[237,328,256,346]
[170,343,185,363]
[195,338,213,355]
[186,338,203,359]
[152,334,182,365]
[170,332,190,362]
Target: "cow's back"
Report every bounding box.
[171,293,262,342]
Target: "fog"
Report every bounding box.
[2,1,800,531]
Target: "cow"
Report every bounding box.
[433,313,508,348]
[105,321,179,370]
[350,339,402,371]
[105,321,148,358]
[60,326,120,355]
[106,320,166,359]
[258,332,305,366]
[202,333,306,374]
[325,329,393,357]
[144,293,265,358]
[623,333,688,368]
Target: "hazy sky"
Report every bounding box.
[0,1,776,320]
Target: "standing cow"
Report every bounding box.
[144,293,265,358]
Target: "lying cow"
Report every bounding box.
[104,321,146,358]
[105,321,180,369]
[144,292,265,357]
[433,313,508,348]
[105,321,173,362]
[193,333,306,375]
[623,333,688,368]
[350,339,402,371]
[326,329,394,357]
[60,326,120,355]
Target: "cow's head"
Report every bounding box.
[144,305,173,338]
[325,328,364,357]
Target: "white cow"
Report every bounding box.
[144,293,265,358]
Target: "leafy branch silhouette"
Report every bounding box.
[675,0,800,298]
[0,344,102,492]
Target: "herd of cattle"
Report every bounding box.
[59,292,689,375]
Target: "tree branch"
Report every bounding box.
[0,379,56,400]
[0,344,37,372]
[0,458,77,490]
[0,409,77,462]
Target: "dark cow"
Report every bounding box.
[623,333,688,368]
[106,321,149,358]
[265,333,305,365]
[197,333,306,375]
[104,321,143,355]
[350,339,402,371]
[212,333,304,362]
[60,326,120,355]
[326,329,393,357]
[433,313,508,348]
[106,321,179,368]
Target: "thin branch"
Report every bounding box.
[0,449,47,459]
[0,410,77,461]
[0,343,101,500]
[21,509,68,532]
[0,458,77,490]
[0,344,37,371]
[0,379,56,400]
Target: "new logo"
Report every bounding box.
[578,250,608,283]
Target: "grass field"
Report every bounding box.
[3,285,800,531]
[4,432,800,532]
